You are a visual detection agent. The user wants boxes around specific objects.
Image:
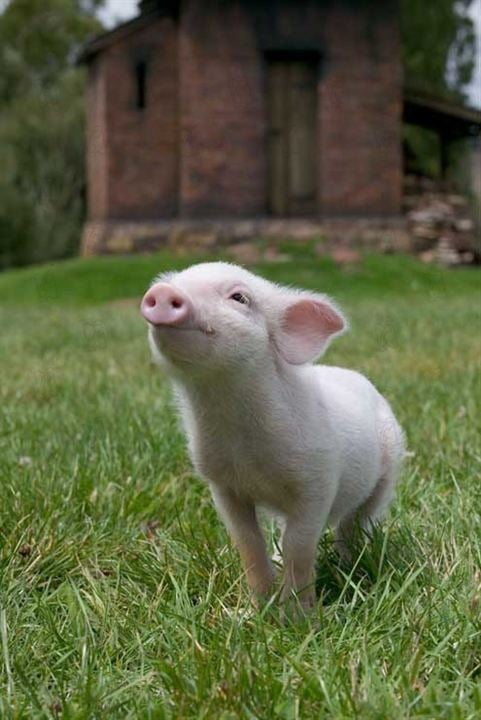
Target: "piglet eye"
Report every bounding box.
[230,292,249,305]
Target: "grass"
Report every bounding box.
[0,250,480,718]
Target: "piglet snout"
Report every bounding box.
[141,283,191,327]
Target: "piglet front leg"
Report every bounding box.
[211,486,276,598]
[280,504,330,615]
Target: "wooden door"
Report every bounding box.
[267,59,318,216]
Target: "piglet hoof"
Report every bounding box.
[280,588,318,625]
[251,583,279,614]
[334,537,354,564]
[253,592,280,623]
[247,565,277,600]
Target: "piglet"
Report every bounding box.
[141,262,404,613]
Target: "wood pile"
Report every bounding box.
[404,175,480,265]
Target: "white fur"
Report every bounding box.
[144,262,404,611]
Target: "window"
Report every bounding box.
[134,60,148,110]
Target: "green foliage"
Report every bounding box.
[0,71,87,268]
[401,0,476,99]
[0,0,104,270]
[0,254,480,717]
[401,0,477,178]
[0,0,103,102]
[403,125,442,178]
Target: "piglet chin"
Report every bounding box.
[150,322,215,335]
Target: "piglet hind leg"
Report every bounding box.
[335,416,404,561]
[335,469,399,561]
[211,487,277,600]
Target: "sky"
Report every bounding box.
[467,0,481,108]
[98,0,138,27]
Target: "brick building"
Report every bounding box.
[78,0,407,254]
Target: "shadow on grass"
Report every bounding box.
[315,523,433,606]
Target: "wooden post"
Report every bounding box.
[440,132,449,180]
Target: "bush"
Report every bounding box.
[0,71,86,268]
[0,0,102,269]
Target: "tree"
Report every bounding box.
[401,0,476,100]
[401,0,477,179]
[0,0,104,269]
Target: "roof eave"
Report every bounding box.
[403,86,481,137]
[76,9,166,65]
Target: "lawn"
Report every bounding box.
[0,251,480,718]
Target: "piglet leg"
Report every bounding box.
[280,506,328,614]
[211,487,276,597]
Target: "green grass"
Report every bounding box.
[0,251,480,718]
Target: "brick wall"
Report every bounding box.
[86,16,179,220]
[177,0,402,218]
[178,0,267,216]
[86,56,109,219]
[319,3,403,215]
[85,0,402,224]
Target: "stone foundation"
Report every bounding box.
[81,217,411,259]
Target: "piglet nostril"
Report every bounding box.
[145,294,156,308]
[171,299,182,309]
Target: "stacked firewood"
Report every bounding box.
[404,176,480,265]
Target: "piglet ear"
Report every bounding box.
[275,295,347,365]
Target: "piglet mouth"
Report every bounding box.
[151,322,215,336]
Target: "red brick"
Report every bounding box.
[84,1,403,225]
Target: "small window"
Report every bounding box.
[134,60,147,110]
